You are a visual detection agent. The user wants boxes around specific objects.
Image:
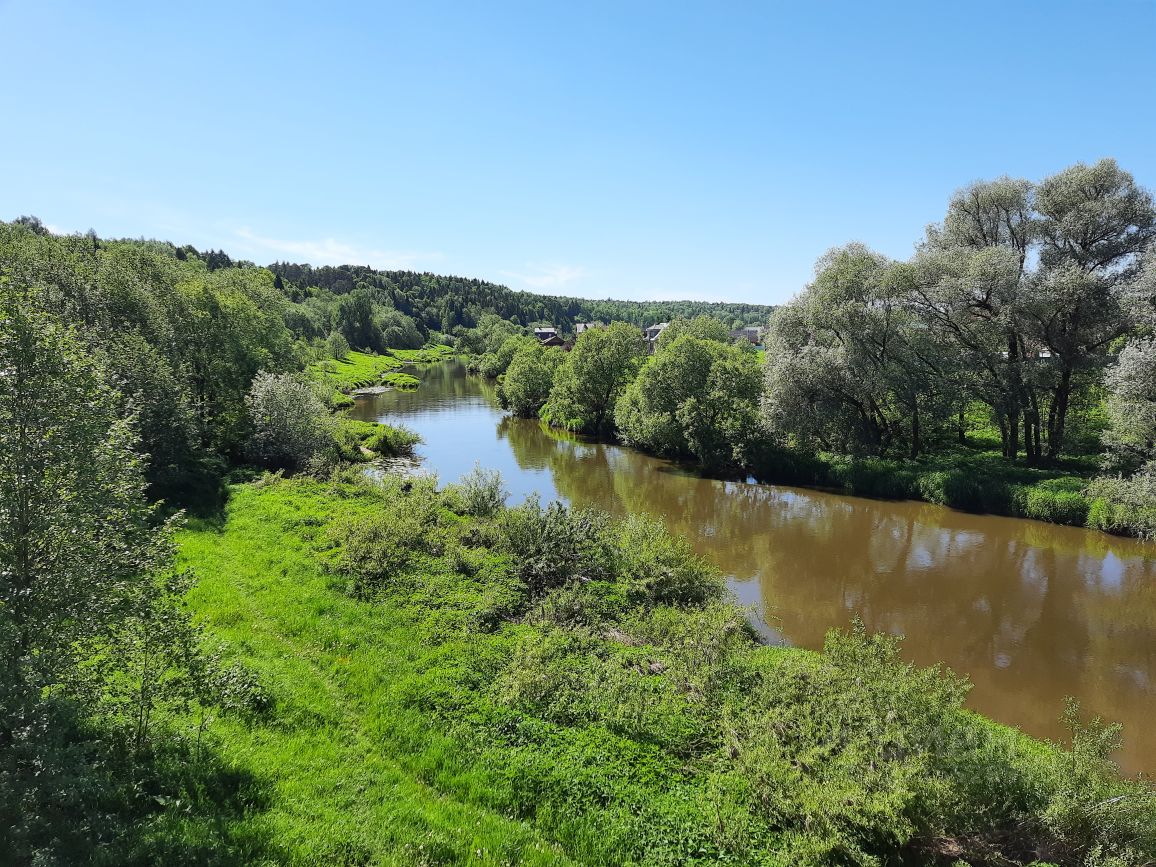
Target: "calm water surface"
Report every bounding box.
[351,361,1156,774]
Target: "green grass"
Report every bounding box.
[382,371,420,389]
[308,351,405,404]
[169,476,1156,865]
[390,345,456,363]
[176,480,570,865]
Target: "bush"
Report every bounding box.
[730,625,1007,865]
[245,372,334,471]
[1086,463,1156,539]
[614,514,724,606]
[828,457,918,500]
[499,496,614,596]
[916,467,1011,513]
[447,464,509,517]
[328,478,446,594]
[1036,701,1156,864]
[362,423,421,457]
[1011,478,1090,526]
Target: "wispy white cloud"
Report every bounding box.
[499,262,588,290]
[232,227,440,269]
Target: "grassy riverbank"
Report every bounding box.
[750,447,1105,528]
[309,347,453,405]
[169,473,1156,865]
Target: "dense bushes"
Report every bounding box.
[234,471,1156,866]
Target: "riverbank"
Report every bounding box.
[308,346,455,406]
[747,446,1113,529]
[172,473,1156,865]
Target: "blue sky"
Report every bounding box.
[2,1,1154,304]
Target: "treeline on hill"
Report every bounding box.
[268,260,774,338]
[480,160,1156,538]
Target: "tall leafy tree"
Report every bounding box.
[541,321,646,434]
[616,334,762,469]
[0,285,195,856]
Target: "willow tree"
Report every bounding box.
[911,161,1154,462]
[763,245,947,458]
[1027,159,1155,458]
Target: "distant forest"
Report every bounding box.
[267,261,774,335]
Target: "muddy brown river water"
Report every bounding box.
[350,361,1156,775]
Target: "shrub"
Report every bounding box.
[1011,479,1090,526]
[328,479,446,594]
[362,423,421,458]
[1037,701,1156,864]
[614,514,724,606]
[499,496,614,596]
[916,467,1011,513]
[1086,463,1156,539]
[730,626,978,864]
[829,457,918,500]
[245,372,334,471]
[447,464,509,517]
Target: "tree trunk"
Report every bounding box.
[1046,366,1073,461]
[910,404,921,460]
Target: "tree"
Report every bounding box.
[499,342,564,417]
[655,314,732,349]
[764,246,948,458]
[0,286,194,854]
[1103,337,1156,470]
[911,162,1154,462]
[1028,159,1155,458]
[245,372,334,470]
[325,330,351,360]
[336,288,384,352]
[913,178,1039,460]
[616,334,762,470]
[541,321,646,434]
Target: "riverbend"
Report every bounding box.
[351,360,1156,775]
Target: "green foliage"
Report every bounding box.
[325,329,350,360]
[498,342,565,417]
[541,321,646,434]
[613,514,723,606]
[244,371,335,471]
[338,419,421,460]
[654,313,733,348]
[168,475,1156,865]
[271,261,774,337]
[306,349,404,399]
[1086,463,1156,539]
[0,287,221,862]
[498,496,615,596]
[616,333,762,469]
[446,464,509,517]
[477,334,537,379]
[327,476,448,595]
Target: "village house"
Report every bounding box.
[644,322,669,354]
[575,321,604,335]
[730,326,765,345]
[533,326,559,342]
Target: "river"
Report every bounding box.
[350,360,1156,775]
